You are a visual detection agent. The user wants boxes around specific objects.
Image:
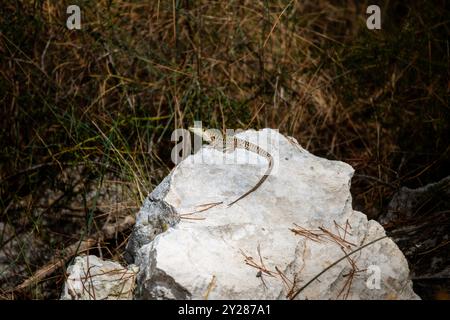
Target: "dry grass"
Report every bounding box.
[0,0,448,299]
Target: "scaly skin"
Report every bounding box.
[189,127,273,207]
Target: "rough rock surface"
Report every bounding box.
[379,176,450,298]
[61,255,138,300]
[127,129,420,300]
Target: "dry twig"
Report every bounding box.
[11,215,135,293]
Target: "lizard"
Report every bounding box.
[189,127,273,207]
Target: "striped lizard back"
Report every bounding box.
[210,135,273,206]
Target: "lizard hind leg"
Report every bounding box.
[224,143,236,153]
[209,138,225,151]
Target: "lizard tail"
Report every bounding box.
[227,156,273,207]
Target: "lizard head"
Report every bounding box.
[188,126,218,143]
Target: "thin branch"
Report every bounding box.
[290,235,388,300]
[11,215,135,293]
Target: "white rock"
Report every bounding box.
[61,255,138,300]
[128,129,420,300]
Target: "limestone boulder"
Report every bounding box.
[127,129,420,300]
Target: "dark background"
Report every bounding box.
[0,0,448,299]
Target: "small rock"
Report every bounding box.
[61,255,138,300]
[379,176,450,299]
